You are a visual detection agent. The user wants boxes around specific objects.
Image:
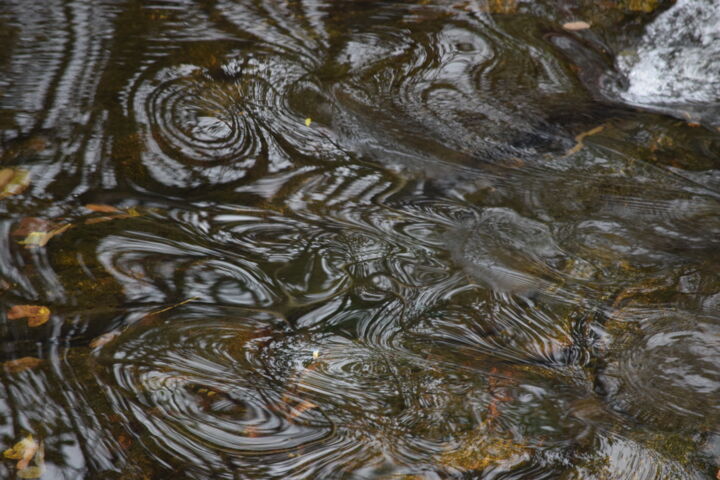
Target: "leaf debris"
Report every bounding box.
[3,434,43,477]
[90,330,122,349]
[565,125,605,156]
[563,21,591,31]
[7,305,51,327]
[3,357,43,374]
[0,168,30,199]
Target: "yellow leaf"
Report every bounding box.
[563,21,591,31]
[3,435,38,471]
[7,305,51,327]
[0,168,30,199]
[18,223,72,247]
[304,117,312,127]
[3,357,43,374]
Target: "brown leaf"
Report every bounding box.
[85,203,121,213]
[3,357,43,374]
[7,305,51,327]
[0,168,30,199]
[117,434,132,450]
[90,330,121,349]
[563,21,591,31]
[11,218,51,237]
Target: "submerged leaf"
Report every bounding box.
[3,435,38,471]
[3,357,43,373]
[84,203,121,213]
[485,0,517,14]
[0,168,30,199]
[18,223,72,247]
[7,305,50,326]
[624,0,659,12]
[7,305,51,327]
[90,330,122,349]
[17,466,43,479]
[563,21,591,31]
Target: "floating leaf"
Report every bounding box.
[7,305,51,327]
[3,357,43,374]
[0,168,30,199]
[563,21,591,31]
[90,330,121,349]
[304,117,312,127]
[18,223,72,247]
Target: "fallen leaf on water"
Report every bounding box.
[18,223,72,247]
[3,357,43,374]
[7,305,51,327]
[85,203,121,213]
[563,21,591,31]
[0,168,30,199]
[90,330,122,349]
[304,117,312,127]
[3,435,38,471]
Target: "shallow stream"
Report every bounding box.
[1,0,720,478]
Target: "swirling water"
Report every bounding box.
[0,0,719,478]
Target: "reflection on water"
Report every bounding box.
[1,0,719,478]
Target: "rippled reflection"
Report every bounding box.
[1,0,719,478]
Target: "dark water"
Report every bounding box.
[1,0,720,478]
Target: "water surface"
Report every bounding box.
[1,0,720,478]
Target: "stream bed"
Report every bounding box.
[1,0,719,478]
